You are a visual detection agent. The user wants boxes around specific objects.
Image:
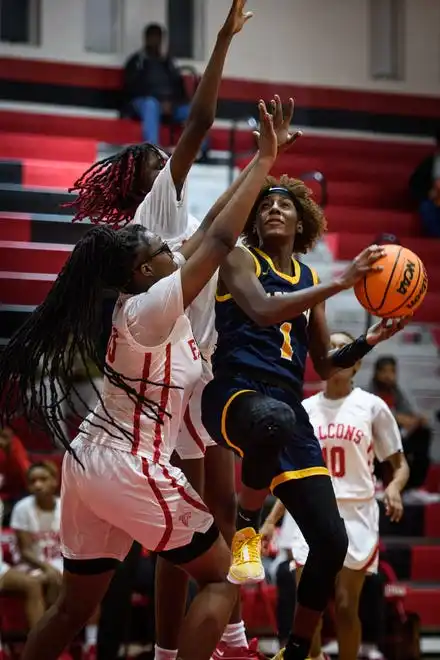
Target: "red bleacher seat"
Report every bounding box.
[411,545,440,581]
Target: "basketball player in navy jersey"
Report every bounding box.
[201,174,410,660]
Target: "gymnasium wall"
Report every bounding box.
[0,0,439,97]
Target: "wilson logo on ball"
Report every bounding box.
[397,260,416,295]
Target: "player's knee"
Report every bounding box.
[335,597,359,627]
[250,398,296,453]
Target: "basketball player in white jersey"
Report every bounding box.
[262,331,409,660]
[0,99,278,660]
[134,92,299,660]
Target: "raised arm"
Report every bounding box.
[179,102,276,309]
[170,0,252,191]
[180,96,300,258]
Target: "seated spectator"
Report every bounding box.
[369,356,432,498]
[0,426,30,524]
[10,462,98,656]
[10,462,62,607]
[409,129,440,237]
[0,498,46,630]
[124,24,204,153]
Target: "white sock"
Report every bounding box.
[85,624,98,647]
[155,645,178,660]
[221,621,248,648]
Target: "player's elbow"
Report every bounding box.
[209,229,237,257]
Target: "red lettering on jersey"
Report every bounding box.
[354,429,363,444]
[318,425,327,440]
[107,327,118,364]
[336,423,345,439]
[344,425,355,441]
[188,339,200,361]
[328,423,335,438]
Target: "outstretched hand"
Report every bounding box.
[366,316,412,346]
[254,95,302,153]
[221,0,253,37]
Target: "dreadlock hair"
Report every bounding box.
[0,225,171,461]
[242,174,327,254]
[66,143,166,227]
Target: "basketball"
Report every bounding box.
[354,244,428,318]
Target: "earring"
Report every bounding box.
[297,223,303,234]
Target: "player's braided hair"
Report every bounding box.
[66,143,166,227]
[243,174,327,254]
[0,225,171,460]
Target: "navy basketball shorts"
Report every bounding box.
[201,373,328,492]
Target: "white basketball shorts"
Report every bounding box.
[175,358,216,461]
[291,497,379,574]
[60,435,214,562]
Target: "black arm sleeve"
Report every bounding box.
[330,334,373,369]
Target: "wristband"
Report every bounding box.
[330,334,373,369]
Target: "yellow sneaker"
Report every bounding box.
[271,650,284,660]
[227,527,265,585]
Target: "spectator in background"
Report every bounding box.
[123,24,200,150]
[0,499,46,630]
[369,356,432,499]
[10,462,62,608]
[409,129,440,238]
[0,426,30,524]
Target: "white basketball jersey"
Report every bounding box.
[302,388,403,500]
[132,158,217,353]
[80,270,202,462]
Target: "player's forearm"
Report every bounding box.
[388,452,410,492]
[200,153,259,230]
[315,336,374,380]
[186,31,232,131]
[257,280,344,327]
[265,499,286,525]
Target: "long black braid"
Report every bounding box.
[0,225,172,459]
[65,143,166,227]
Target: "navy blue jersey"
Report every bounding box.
[212,246,318,392]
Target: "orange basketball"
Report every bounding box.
[354,244,428,318]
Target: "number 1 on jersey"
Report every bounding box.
[279,322,293,361]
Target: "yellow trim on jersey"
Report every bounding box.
[215,245,261,302]
[216,292,232,302]
[220,389,256,457]
[254,247,300,284]
[270,466,330,492]
[310,267,319,285]
[240,245,262,277]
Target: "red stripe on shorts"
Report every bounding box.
[153,343,171,463]
[363,543,379,571]
[162,465,209,513]
[141,457,173,552]
[132,352,152,456]
[183,405,205,454]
